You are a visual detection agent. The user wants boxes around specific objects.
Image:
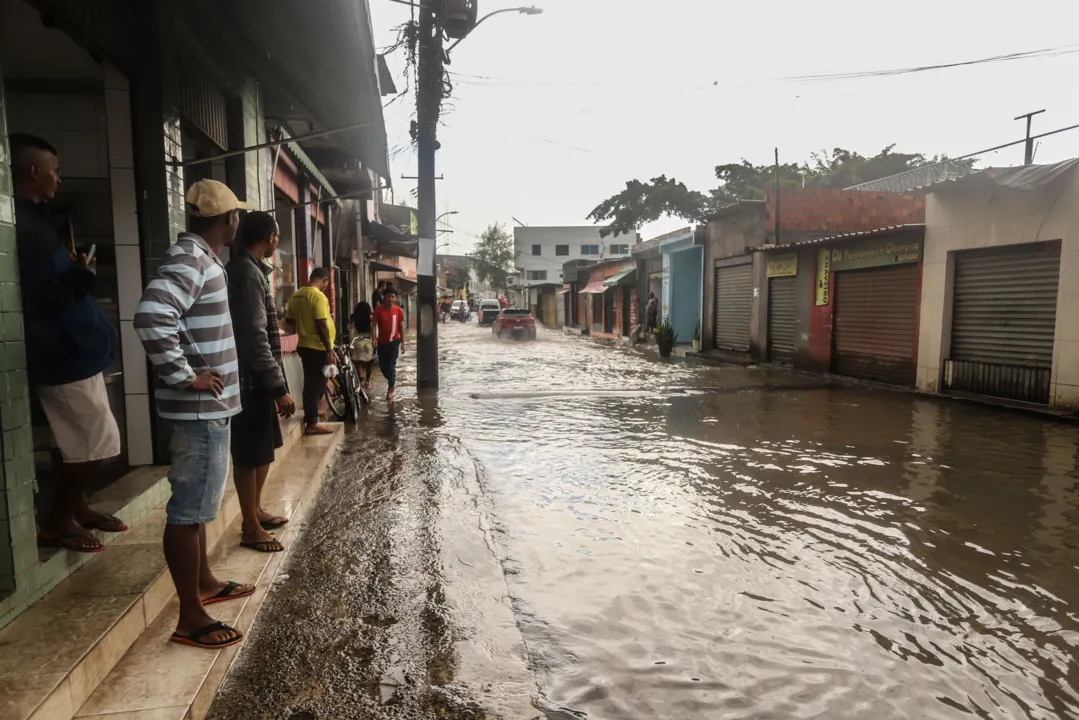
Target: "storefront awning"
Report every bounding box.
[394,278,417,295]
[556,285,571,296]
[213,0,390,180]
[369,260,401,273]
[578,280,608,295]
[365,220,418,258]
[603,268,637,287]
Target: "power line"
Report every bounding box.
[445,41,1079,94]
[783,43,1079,83]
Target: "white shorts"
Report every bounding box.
[35,373,122,464]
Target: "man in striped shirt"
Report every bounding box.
[134,180,255,650]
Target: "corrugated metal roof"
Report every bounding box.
[846,161,975,193]
[750,223,925,252]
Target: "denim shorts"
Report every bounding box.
[165,418,232,525]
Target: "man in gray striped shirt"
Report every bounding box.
[134,180,256,650]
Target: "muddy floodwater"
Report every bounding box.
[211,322,1079,720]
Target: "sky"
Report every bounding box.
[369,0,1079,255]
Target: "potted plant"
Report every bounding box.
[691,319,701,353]
[654,321,677,358]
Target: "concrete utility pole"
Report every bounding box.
[1015,109,1045,165]
[415,0,445,390]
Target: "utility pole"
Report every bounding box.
[415,0,444,390]
[1014,109,1045,165]
[774,148,781,246]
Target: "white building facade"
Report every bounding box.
[514,226,640,325]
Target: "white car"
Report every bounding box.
[478,299,502,326]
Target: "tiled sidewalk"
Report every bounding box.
[0,422,343,720]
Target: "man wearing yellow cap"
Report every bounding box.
[135,179,257,650]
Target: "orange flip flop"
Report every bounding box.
[202,581,256,606]
[170,621,243,649]
[38,533,104,554]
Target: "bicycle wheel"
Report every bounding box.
[341,370,359,423]
[324,376,349,421]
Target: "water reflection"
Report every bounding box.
[436,322,1079,719]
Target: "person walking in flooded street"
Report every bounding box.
[134,179,255,650]
[226,211,296,554]
[350,301,377,393]
[372,286,406,403]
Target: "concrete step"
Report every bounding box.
[0,419,342,720]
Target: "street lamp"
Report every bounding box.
[436,210,459,224]
[446,7,544,53]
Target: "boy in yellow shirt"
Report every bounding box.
[285,268,336,434]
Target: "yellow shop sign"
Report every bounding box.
[767,253,798,278]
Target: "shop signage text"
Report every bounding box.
[767,253,798,278]
[829,237,923,271]
[815,249,830,306]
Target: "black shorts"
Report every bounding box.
[230,386,284,468]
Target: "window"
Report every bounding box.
[581,244,600,255]
[555,245,569,256]
[532,244,542,256]
[526,270,548,281]
[610,244,630,255]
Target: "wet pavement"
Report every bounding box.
[209,322,1079,720]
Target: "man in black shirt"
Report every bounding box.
[372,279,387,308]
[12,134,122,553]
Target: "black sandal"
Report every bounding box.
[240,538,285,553]
[81,514,129,533]
[202,580,256,606]
[259,516,288,530]
[170,621,243,649]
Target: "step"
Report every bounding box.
[0,420,342,720]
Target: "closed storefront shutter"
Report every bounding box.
[767,276,797,364]
[833,264,919,386]
[947,241,1060,403]
[714,263,752,352]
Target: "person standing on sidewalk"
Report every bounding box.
[134,179,255,650]
[226,211,296,554]
[372,286,406,403]
[11,133,124,554]
[285,268,336,435]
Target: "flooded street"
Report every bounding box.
[211,322,1079,720]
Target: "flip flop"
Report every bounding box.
[259,516,288,531]
[240,538,285,553]
[202,580,256,606]
[304,425,334,436]
[170,621,243,649]
[38,533,104,554]
[81,514,129,533]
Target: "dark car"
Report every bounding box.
[478,299,501,326]
[492,308,537,341]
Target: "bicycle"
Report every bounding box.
[324,342,362,423]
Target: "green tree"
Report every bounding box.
[588,146,975,237]
[471,223,515,293]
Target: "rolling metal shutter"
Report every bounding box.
[946,242,1060,403]
[767,276,797,364]
[833,264,919,386]
[714,263,752,352]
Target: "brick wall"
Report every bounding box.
[765,188,925,234]
[0,61,47,626]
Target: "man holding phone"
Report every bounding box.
[10,133,122,554]
[135,179,256,650]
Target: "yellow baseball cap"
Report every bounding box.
[185,179,256,217]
